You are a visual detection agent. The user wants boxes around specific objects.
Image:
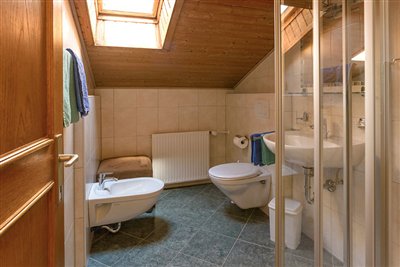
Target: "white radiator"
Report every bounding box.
[152,131,210,184]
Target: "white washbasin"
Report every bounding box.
[88,177,164,227]
[263,131,364,168]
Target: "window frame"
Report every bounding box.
[97,0,162,20]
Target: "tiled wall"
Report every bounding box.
[225,93,275,163]
[96,88,229,167]
[234,52,275,94]
[63,1,98,266]
[73,96,101,266]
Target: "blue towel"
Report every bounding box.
[322,63,354,84]
[251,131,275,166]
[66,48,90,116]
[251,133,263,166]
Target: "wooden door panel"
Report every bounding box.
[0,0,49,154]
[0,195,49,267]
[0,0,63,266]
[0,141,54,229]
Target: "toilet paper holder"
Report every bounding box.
[233,135,249,149]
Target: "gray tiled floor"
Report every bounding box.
[88,184,343,267]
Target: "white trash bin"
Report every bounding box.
[268,197,303,249]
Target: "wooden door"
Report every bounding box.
[0,0,64,266]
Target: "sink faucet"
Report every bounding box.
[98,172,118,190]
[309,119,329,139]
[296,112,309,122]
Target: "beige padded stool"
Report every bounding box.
[97,156,153,179]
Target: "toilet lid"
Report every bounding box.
[209,163,261,180]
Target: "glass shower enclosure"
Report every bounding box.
[272,0,370,266]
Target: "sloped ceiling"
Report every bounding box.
[74,0,275,88]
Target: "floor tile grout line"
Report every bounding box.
[164,226,204,267]
[220,208,256,266]
[161,186,213,267]
[119,230,148,241]
[179,252,220,266]
[169,200,227,266]
[88,257,110,267]
[109,233,151,267]
[201,199,227,226]
[235,237,274,250]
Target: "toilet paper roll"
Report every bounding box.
[233,136,249,149]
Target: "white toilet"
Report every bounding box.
[209,163,271,209]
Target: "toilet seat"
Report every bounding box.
[209,163,261,180]
[208,163,265,183]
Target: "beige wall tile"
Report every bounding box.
[73,120,84,169]
[226,94,243,107]
[64,169,74,240]
[234,52,275,94]
[137,135,152,157]
[114,107,137,138]
[74,167,84,219]
[96,88,114,109]
[65,228,75,267]
[179,106,199,131]
[102,138,114,159]
[137,107,159,135]
[114,89,137,108]
[216,90,228,106]
[178,89,198,107]
[158,107,179,133]
[210,156,226,167]
[159,89,179,107]
[74,218,85,267]
[114,137,137,157]
[137,89,158,107]
[198,89,217,106]
[199,106,217,131]
[101,105,114,138]
[210,135,225,158]
[216,107,226,131]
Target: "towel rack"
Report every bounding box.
[209,130,229,136]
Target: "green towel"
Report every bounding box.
[63,51,79,127]
[261,137,275,165]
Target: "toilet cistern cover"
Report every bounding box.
[209,163,261,180]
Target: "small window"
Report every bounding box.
[90,0,182,49]
[98,0,160,19]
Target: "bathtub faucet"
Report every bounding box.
[98,172,118,190]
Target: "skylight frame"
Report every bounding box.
[97,0,162,20]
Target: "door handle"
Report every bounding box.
[58,154,79,167]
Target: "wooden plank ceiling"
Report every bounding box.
[74,0,275,88]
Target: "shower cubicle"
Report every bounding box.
[272,0,397,266]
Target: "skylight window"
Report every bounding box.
[90,0,182,49]
[98,0,160,19]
